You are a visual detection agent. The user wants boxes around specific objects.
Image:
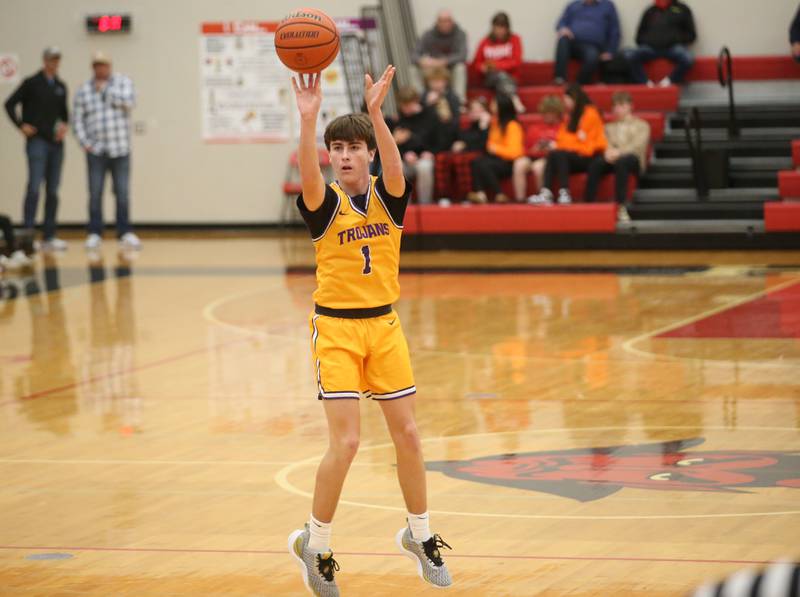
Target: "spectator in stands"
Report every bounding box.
[421,66,461,151]
[585,92,651,222]
[435,98,491,204]
[528,84,607,205]
[625,0,697,87]
[512,95,564,202]
[466,94,524,204]
[4,46,69,252]
[390,86,440,204]
[73,51,141,251]
[554,0,621,85]
[411,9,468,104]
[791,3,800,62]
[0,214,33,271]
[471,12,526,114]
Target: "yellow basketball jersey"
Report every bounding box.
[310,176,406,309]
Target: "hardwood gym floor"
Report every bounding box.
[1,234,798,596]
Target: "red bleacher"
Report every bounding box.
[404,204,617,235]
[779,170,800,199]
[765,202,800,232]
[645,56,800,83]
[468,56,800,87]
[518,111,665,142]
[499,172,637,203]
[470,84,679,112]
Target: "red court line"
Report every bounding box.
[0,337,252,409]
[0,545,772,565]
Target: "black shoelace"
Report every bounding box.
[422,534,452,567]
[316,552,340,582]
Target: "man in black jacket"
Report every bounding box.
[4,47,69,251]
[389,87,442,204]
[624,0,696,86]
[791,3,800,62]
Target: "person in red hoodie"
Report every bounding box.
[471,12,526,114]
[512,95,564,201]
[528,84,607,205]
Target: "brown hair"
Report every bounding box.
[323,113,376,151]
[611,91,633,106]
[537,94,564,116]
[490,12,511,41]
[397,85,420,105]
[425,66,450,83]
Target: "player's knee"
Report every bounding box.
[393,421,422,451]
[332,434,360,460]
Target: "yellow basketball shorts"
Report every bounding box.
[309,310,416,400]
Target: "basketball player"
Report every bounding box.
[287,66,453,596]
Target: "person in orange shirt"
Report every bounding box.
[528,84,607,205]
[466,94,524,204]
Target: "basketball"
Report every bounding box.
[275,8,340,73]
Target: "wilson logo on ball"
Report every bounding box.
[284,11,323,22]
[275,7,340,74]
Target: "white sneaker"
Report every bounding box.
[557,189,573,204]
[85,233,102,250]
[617,205,631,223]
[119,232,142,250]
[658,77,672,88]
[42,237,68,252]
[646,80,656,88]
[4,250,33,269]
[527,189,554,205]
[437,198,452,207]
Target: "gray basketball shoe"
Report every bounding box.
[396,526,453,589]
[288,524,340,597]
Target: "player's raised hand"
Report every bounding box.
[364,65,395,114]
[291,72,322,120]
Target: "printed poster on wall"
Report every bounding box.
[199,20,355,144]
[200,22,290,142]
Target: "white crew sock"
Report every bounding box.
[308,514,332,552]
[407,511,432,542]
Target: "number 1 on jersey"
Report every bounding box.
[361,245,372,275]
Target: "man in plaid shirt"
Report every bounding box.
[73,51,140,251]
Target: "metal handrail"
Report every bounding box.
[683,108,709,199]
[717,47,740,138]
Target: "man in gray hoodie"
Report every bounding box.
[411,10,468,104]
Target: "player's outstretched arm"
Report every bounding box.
[364,66,405,197]
[291,73,326,210]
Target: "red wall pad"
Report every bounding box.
[403,204,617,235]
[764,202,800,232]
[792,140,800,168]
[778,170,800,199]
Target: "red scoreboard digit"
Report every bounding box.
[86,14,131,33]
